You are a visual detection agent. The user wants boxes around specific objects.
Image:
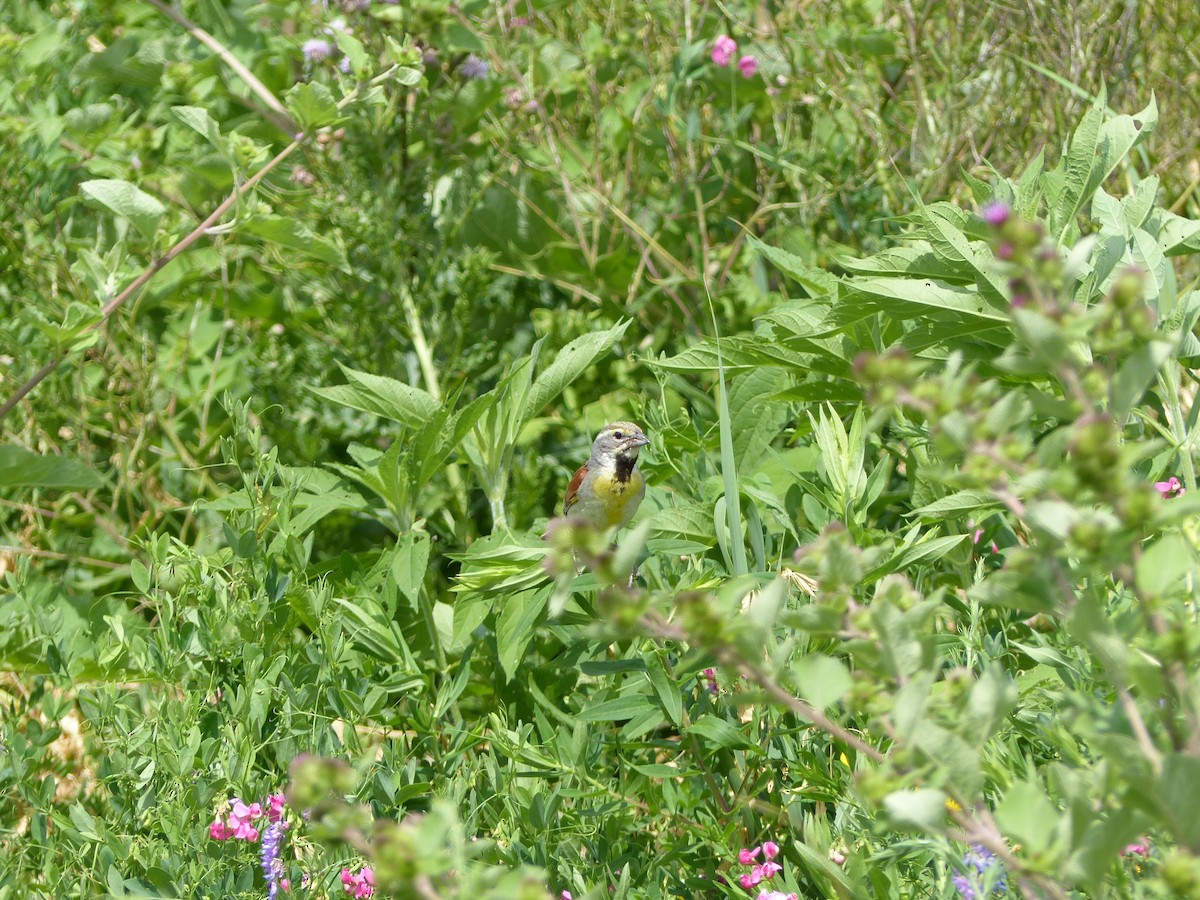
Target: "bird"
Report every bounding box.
[562,421,650,532]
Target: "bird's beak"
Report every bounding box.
[631,434,650,448]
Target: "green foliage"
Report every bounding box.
[3,0,1200,898]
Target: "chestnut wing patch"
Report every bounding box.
[562,464,588,515]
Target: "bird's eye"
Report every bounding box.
[613,431,625,439]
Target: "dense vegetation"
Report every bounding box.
[3,1,1200,898]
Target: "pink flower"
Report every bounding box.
[562,893,573,900]
[209,819,230,841]
[829,849,847,866]
[341,867,374,898]
[267,793,287,822]
[981,201,1011,226]
[737,56,758,78]
[1154,477,1185,498]
[739,846,760,865]
[763,841,779,860]
[712,35,737,67]
[756,893,798,900]
[740,873,761,889]
[1123,842,1150,857]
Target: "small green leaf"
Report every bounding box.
[687,714,755,750]
[391,531,431,611]
[79,179,166,241]
[643,651,682,727]
[130,560,151,594]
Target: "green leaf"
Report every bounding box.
[171,105,225,153]
[908,489,1001,521]
[391,531,431,611]
[525,320,632,420]
[0,446,104,490]
[333,30,371,76]
[1111,338,1174,422]
[79,179,166,241]
[130,560,150,594]
[241,214,346,267]
[687,714,755,750]
[792,655,851,711]
[842,276,1008,324]
[313,366,440,426]
[1157,754,1200,848]
[1136,532,1193,597]
[995,780,1058,850]
[864,534,968,582]
[642,652,682,727]
[577,694,658,723]
[496,586,550,682]
[746,233,839,297]
[285,81,341,131]
[882,788,946,831]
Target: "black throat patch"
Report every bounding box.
[614,454,637,483]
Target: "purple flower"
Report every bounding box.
[953,844,1007,898]
[261,821,288,899]
[712,35,737,67]
[981,201,1011,227]
[303,39,335,64]
[737,55,758,78]
[460,54,490,80]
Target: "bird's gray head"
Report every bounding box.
[591,421,650,464]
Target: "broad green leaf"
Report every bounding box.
[1111,338,1174,422]
[496,586,550,682]
[79,179,166,241]
[882,788,946,831]
[285,81,341,130]
[841,277,1008,323]
[313,366,440,426]
[391,531,431,611]
[171,105,225,153]
[241,215,346,267]
[333,30,370,76]
[1157,755,1200,848]
[746,233,839,297]
[525,320,632,419]
[0,445,104,490]
[792,655,851,711]
[995,780,1059,850]
[1136,532,1193,597]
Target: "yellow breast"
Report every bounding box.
[588,469,646,529]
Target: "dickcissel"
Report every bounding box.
[562,421,650,531]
